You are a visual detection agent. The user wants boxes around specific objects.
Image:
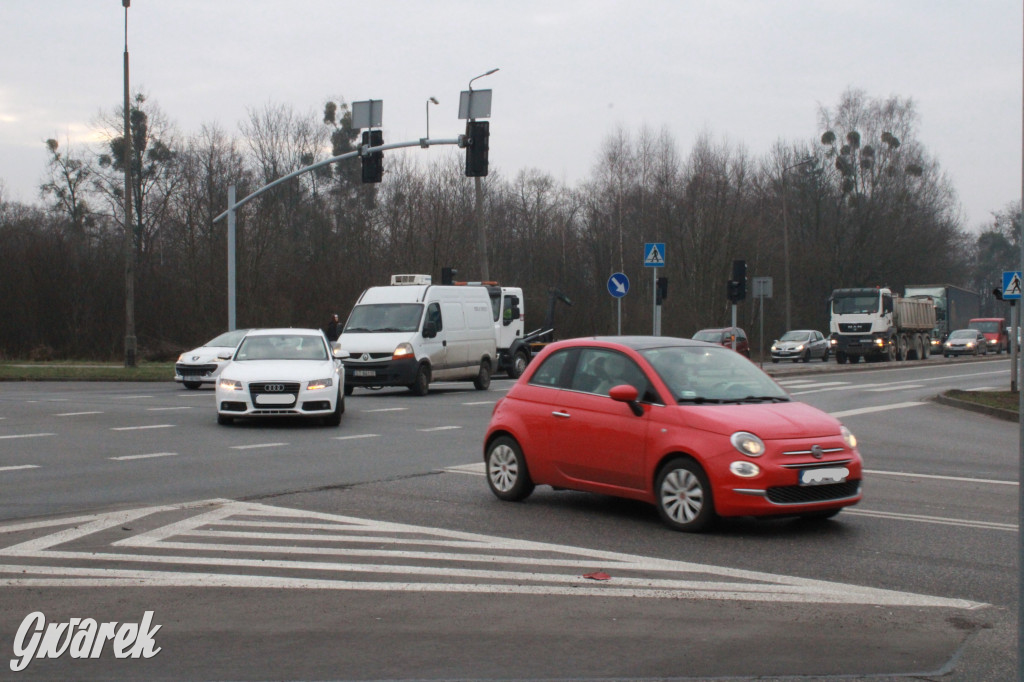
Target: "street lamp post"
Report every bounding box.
[122,0,136,368]
[425,96,438,140]
[781,157,813,331]
[468,69,498,281]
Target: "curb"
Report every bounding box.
[934,393,1019,422]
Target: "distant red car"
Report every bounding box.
[483,336,862,532]
[693,326,750,357]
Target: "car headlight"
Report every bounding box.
[307,377,333,391]
[965,342,974,348]
[393,342,415,360]
[219,378,242,391]
[770,344,779,351]
[841,425,857,449]
[795,344,805,351]
[731,431,765,457]
[177,354,186,363]
[729,461,761,478]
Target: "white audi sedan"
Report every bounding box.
[215,328,347,426]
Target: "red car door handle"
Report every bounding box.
[552,411,571,418]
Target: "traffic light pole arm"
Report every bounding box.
[212,137,463,223]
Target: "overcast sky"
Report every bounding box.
[1,1,1021,230]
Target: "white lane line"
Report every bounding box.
[844,509,1016,532]
[418,426,461,432]
[334,434,380,441]
[53,411,103,417]
[110,452,178,461]
[230,443,287,450]
[363,407,408,413]
[0,499,983,608]
[445,462,485,476]
[146,406,192,412]
[864,384,925,392]
[865,469,1017,486]
[829,402,926,418]
[112,395,153,400]
[462,400,496,406]
[0,433,54,440]
[110,424,174,431]
[0,465,40,473]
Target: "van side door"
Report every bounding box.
[421,302,447,373]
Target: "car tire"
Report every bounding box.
[183,381,202,390]
[217,414,234,426]
[485,436,535,501]
[409,364,430,396]
[801,350,810,363]
[323,391,343,426]
[344,384,354,396]
[509,350,529,379]
[771,358,779,364]
[655,457,716,532]
[473,361,491,390]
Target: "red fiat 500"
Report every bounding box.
[483,336,862,532]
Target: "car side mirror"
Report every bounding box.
[609,384,644,417]
[217,351,233,361]
[423,321,437,339]
[331,342,349,360]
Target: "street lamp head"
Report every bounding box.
[428,97,439,105]
[468,68,500,91]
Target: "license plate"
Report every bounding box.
[799,467,849,486]
[353,370,375,377]
[255,394,295,406]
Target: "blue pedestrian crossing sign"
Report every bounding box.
[1002,271,1022,300]
[644,242,666,267]
[607,272,629,298]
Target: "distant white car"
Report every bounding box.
[175,329,252,389]
[215,328,348,426]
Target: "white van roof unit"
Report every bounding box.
[391,274,432,286]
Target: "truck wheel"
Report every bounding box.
[473,361,491,390]
[409,364,430,396]
[509,350,529,379]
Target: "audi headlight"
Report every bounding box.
[393,343,415,360]
[841,425,857,449]
[219,378,242,391]
[730,431,765,457]
[307,377,333,391]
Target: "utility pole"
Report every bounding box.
[122,0,136,368]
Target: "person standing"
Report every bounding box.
[326,313,341,341]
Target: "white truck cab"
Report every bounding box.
[339,275,497,395]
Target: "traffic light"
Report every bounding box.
[727,280,741,302]
[361,130,383,183]
[994,287,1004,301]
[465,120,489,177]
[656,277,668,304]
[441,267,457,285]
[730,259,746,302]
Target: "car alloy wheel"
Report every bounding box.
[655,458,715,532]
[485,436,534,501]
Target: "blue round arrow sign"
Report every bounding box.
[607,272,629,298]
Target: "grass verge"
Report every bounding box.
[944,389,1019,414]
[0,362,174,382]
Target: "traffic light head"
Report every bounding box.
[730,260,746,302]
[465,120,489,177]
[656,276,668,304]
[361,130,383,183]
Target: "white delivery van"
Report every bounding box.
[339,275,497,395]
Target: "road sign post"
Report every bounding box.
[644,243,665,335]
[607,273,629,335]
[753,277,773,367]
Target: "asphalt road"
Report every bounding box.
[0,356,1017,681]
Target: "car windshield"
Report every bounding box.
[344,304,423,333]
[692,330,725,343]
[235,334,327,361]
[640,345,789,404]
[969,321,1000,333]
[207,329,249,348]
[949,330,977,340]
[779,331,811,342]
